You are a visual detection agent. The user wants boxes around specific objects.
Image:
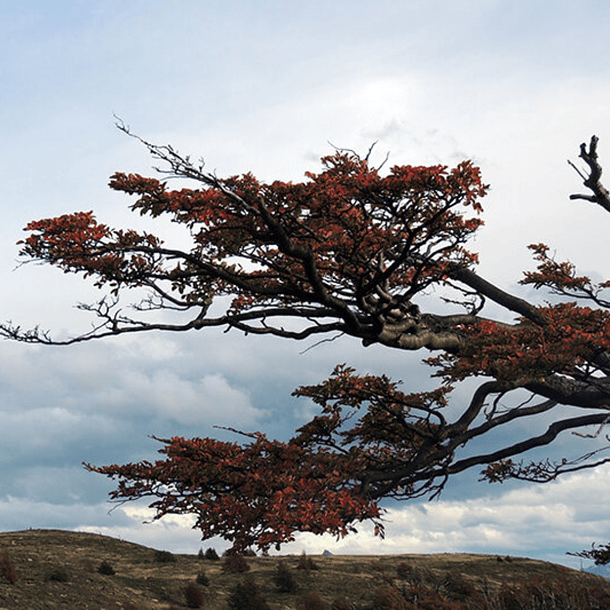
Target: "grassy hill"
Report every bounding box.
[0,529,608,609]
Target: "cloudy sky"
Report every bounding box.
[2,0,610,569]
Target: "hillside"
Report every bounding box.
[0,529,609,609]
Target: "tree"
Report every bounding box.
[4,126,610,552]
[569,542,610,566]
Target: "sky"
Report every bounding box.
[1,0,610,570]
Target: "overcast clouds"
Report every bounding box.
[2,1,610,569]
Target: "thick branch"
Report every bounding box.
[526,375,610,408]
[448,265,546,325]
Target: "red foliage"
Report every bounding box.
[20,152,486,315]
[296,591,330,610]
[8,133,610,554]
[431,302,610,384]
[183,582,205,608]
[88,427,382,552]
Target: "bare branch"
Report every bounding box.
[569,135,610,212]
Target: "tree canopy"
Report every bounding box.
[4,129,610,552]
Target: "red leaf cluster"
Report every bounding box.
[10,135,610,554]
[86,430,382,552]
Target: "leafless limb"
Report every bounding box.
[569,135,610,213]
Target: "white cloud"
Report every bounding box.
[122,370,264,427]
[78,505,206,554]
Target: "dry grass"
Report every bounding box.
[0,529,607,609]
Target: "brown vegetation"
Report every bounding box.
[0,529,608,609]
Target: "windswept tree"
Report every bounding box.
[3,127,610,552]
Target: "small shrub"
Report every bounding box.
[198,547,205,559]
[0,549,18,584]
[154,549,176,563]
[297,550,319,571]
[497,584,528,610]
[48,566,70,582]
[227,575,270,610]
[98,560,116,575]
[396,561,410,579]
[223,553,250,574]
[204,547,220,561]
[415,590,461,610]
[440,571,479,602]
[274,560,297,593]
[331,598,353,610]
[196,570,210,586]
[370,560,395,588]
[396,562,423,586]
[371,586,412,610]
[184,582,205,608]
[296,591,329,610]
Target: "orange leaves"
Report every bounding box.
[87,432,383,552]
[435,303,610,384]
[87,364,455,552]
[18,210,167,291]
[293,364,450,414]
[521,243,601,294]
[19,212,113,281]
[18,148,489,342]
[22,211,108,252]
[109,173,165,196]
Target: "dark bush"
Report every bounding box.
[297,550,319,571]
[47,566,70,582]
[227,575,270,610]
[98,560,116,575]
[331,598,353,610]
[369,560,395,588]
[497,583,528,610]
[154,549,176,563]
[198,548,204,560]
[296,591,329,610]
[0,549,18,584]
[273,560,297,593]
[223,553,250,574]
[440,571,479,602]
[396,562,423,586]
[371,586,413,610]
[196,570,210,586]
[184,582,205,608]
[415,590,461,610]
[204,547,220,561]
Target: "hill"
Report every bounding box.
[0,529,609,609]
